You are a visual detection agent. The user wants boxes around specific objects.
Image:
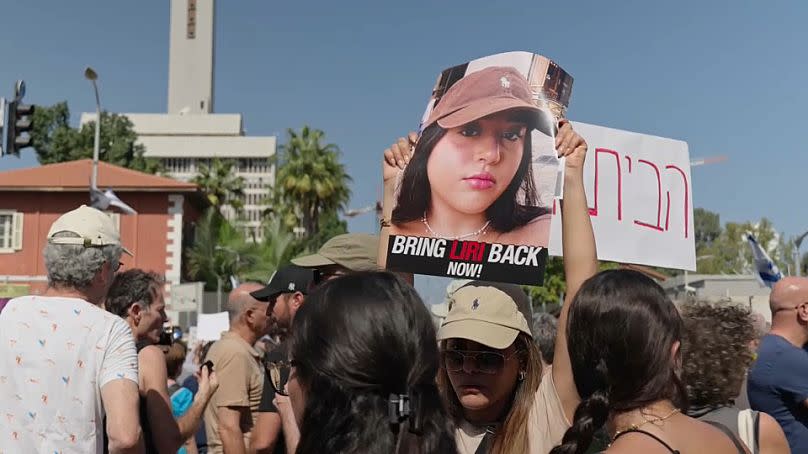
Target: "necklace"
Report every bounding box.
[610,407,680,443]
[421,213,491,240]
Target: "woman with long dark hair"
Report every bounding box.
[269,272,456,454]
[389,66,554,246]
[381,119,598,453]
[550,270,749,454]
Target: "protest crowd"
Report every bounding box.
[2,113,806,454]
[2,31,808,454]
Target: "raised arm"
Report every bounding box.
[552,119,598,422]
[141,345,218,453]
[379,132,418,268]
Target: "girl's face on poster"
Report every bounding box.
[427,111,527,216]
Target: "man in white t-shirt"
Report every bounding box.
[0,205,141,454]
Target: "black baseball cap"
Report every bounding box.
[250,265,315,302]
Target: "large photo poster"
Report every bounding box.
[383,51,572,285]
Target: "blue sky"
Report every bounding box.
[2,0,807,246]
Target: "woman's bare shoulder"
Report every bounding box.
[496,213,552,247]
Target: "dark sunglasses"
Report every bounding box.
[267,359,298,396]
[442,350,518,374]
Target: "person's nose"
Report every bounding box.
[461,355,478,374]
[473,134,501,165]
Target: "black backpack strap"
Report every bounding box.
[474,428,495,454]
[752,410,760,454]
[704,420,747,454]
[612,429,679,453]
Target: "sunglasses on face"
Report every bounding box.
[442,349,518,375]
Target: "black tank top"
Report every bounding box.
[612,422,746,454]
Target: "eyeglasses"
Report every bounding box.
[267,359,298,396]
[113,261,124,272]
[442,350,518,375]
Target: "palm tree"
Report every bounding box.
[274,127,351,236]
[241,217,298,283]
[192,158,246,214]
[185,208,256,291]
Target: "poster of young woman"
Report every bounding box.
[383,51,572,285]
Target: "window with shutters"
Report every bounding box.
[0,211,23,253]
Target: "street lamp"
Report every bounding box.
[84,67,101,190]
[794,230,808,277]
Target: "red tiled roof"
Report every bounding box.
[0,159,197,192]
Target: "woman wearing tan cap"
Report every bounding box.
[383,115,597,453]
[386,66,558,247]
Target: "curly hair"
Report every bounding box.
[105,269,165,318]
[680,301,756,407]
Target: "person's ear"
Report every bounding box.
[671,340,682,369]
[290,292,305,310]
[129,303,143,324]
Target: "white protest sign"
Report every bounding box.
[548,122,696,271]
[197,312,230,341]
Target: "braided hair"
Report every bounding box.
[550,270,686,454]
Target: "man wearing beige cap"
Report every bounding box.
[291,233,381,283]
[0,205,141,453]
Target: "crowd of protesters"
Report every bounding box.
[1,119,807,454]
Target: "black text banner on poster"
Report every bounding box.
[385,235,547,286]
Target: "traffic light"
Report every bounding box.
[1,80,35,157]
[4,99,34,156]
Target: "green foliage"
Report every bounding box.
[524,259,619,314]
[273,126,351,237]
[192,158,246,213]
[30,102,160,173]
[697,215,793,275]
[241,218,298,283]
[185,209,304,291]
[694,207,721,252]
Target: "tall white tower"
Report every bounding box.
[167,0,215,114]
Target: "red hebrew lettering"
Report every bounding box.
[624,155,632,173]
[552,199,557,215]
[589,148,622,220]
[664,165,690,238]
[633,159,664,231]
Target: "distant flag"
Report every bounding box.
[90,188,137,214]
[745,233,782,288]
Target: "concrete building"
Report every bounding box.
[661,273,772,322]
[81,0,276,240]
[0,160,206,323]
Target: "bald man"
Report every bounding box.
[202,283,270,454]
[748,277,808,453]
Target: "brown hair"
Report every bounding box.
[437,333,542,454]
[681,301,756,407]
[165,341,188,380]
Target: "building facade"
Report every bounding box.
[81,0,276,241]
[0,160,206,323]
[661,273,772,322]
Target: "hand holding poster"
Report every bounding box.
[382,51,572,285]
[547,122,696,271]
